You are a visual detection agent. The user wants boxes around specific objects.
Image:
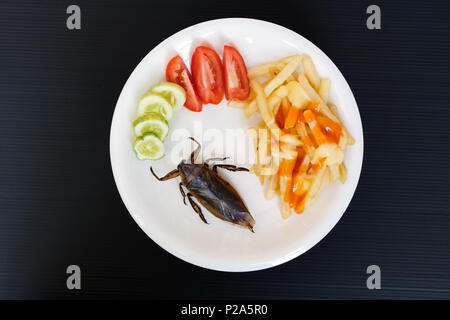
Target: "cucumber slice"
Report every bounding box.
[133,112,169,141]
[151,82,186,112]
[133,133,165,160]
[138,92,173,120]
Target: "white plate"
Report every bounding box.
[110,18,363,272]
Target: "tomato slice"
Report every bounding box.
[166,55,202,112]
[223,46,250,101]
[191,46,225,105]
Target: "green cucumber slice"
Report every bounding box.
[151,82,186,112]
[133,133,165,160]
[133,112,169,141]
[138,92,173,120]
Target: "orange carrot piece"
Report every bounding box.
[303,109,327,145]
[311,157,326,172]
[284,179,295,207]
[297,112,305,123]
[275,105,285,128]
[293,148,306,173]
[303,109,315,122]
[308,101,320,112]
[291,173,304,196]
[317,115,342,144]
[294,193,307,214]
[284,106,300,129]
[278,158,297,177]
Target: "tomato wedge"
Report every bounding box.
[223,46,250,101]
[191,46,225,105]
[166,55,202,112]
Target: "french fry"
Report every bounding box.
[297,73,340,124]
[347,133,356,145]
[265,174,278,200]
[309,168,330,208]
[286,81,310,108]
[286,74,296,82]
[227,90,255,108]
[278,54,304,64]
[258,128,270,166]
[327,102,355,147]
[329,163,340,182]
[247,55,302,79]
[304,167,328,209]
[227,99,248,108]
[250,80,278,130]
[246,127,260,175]
[281,202,291,219]
[273,85,288,99]
[248,62,279,79]
[268,95,282,113]
[280,146,297,160]
[272,98,282,115]
[280,133,302,146]
[264,55,301,97]
[295,121,315,156]
[302,56,320,90]
[244,100,257,118]
[339,162,347,183]
[318,78,331,102]
[261,128,281,176]
[328,102,339,117]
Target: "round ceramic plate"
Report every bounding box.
[110,18,363,272]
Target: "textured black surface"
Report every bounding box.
[1,0,450,299]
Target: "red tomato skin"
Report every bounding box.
[166,55,202,112]
[223,46,250,101]
[191,46,225,105]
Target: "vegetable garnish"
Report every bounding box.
[132,81,185,160]
[166,56,203,112]
[223,46,250,101]
[133,112,169,141]
[191,46,225,105]
[138,92,174,120]
[134,133,165,160]
[151,81,186,112]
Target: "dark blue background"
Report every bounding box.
[1,0,449,299]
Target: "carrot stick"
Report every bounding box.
[303,109,327,145]
[278,158,297,177]
[284,178,295,207]
[284,106,300,129]
[294,193,307,214]
[317,115,342,144]
[291,173,304,196]
[308,101,320,112]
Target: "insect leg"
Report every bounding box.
[179,183,187,205]
[150,167,180,181]
[205,156,229,164]
[187,193,208,224]
[188,137,201,163]
[213,164,249,173]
